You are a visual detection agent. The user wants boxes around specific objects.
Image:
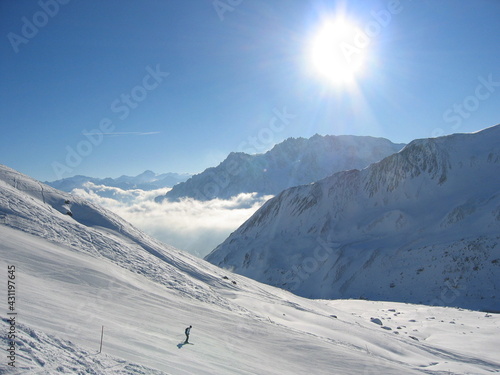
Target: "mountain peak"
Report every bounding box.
[138,169,156,177]
[159,134,405,202]
[205,125,500,311]
[2,161,497,373]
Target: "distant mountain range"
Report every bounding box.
[157,134,405,202]
[206,125,500,312]
[1,164,496,373]
[46,170,192,192]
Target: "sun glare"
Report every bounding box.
[310,17,367,87]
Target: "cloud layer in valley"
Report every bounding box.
[72,182,272,257]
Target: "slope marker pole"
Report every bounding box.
[98,325,104,354]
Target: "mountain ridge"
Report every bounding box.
[157,134,405,202]
[206,126,500,311]
[1,159,499,373]
[46,170,192,192]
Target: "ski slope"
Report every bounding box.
[0,164,499,374]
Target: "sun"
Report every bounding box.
[309,17,367,86]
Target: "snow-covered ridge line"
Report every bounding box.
[206,125,500,312]
[158,134,405,202]
[0,164,238,309]
[1,162,499,374]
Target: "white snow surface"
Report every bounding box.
[206,126,500,311]
[0,164,499,374]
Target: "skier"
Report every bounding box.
[184,325,192,344]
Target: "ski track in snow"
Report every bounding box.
[0,320,167,375]
[0,163,500,374]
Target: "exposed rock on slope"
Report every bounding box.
[206,126,500,311]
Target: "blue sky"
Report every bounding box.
[1,0,499,182]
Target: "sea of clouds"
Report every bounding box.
[71,182,272,258]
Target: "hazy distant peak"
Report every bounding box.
[46,170,192,193]
[206,125,500,311]
[159,133,405,202]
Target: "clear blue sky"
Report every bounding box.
[1,0,499,182]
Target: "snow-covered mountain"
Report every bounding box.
[46,170,191,192]
[158,134,405,202]
[206,125,500,312]
[1,164,499,374]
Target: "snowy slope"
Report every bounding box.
[46,170,191,193]
[1,164,499,374]
[206,126,500,312]
[158,135,404,201]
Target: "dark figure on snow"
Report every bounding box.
[184,325,192,344]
